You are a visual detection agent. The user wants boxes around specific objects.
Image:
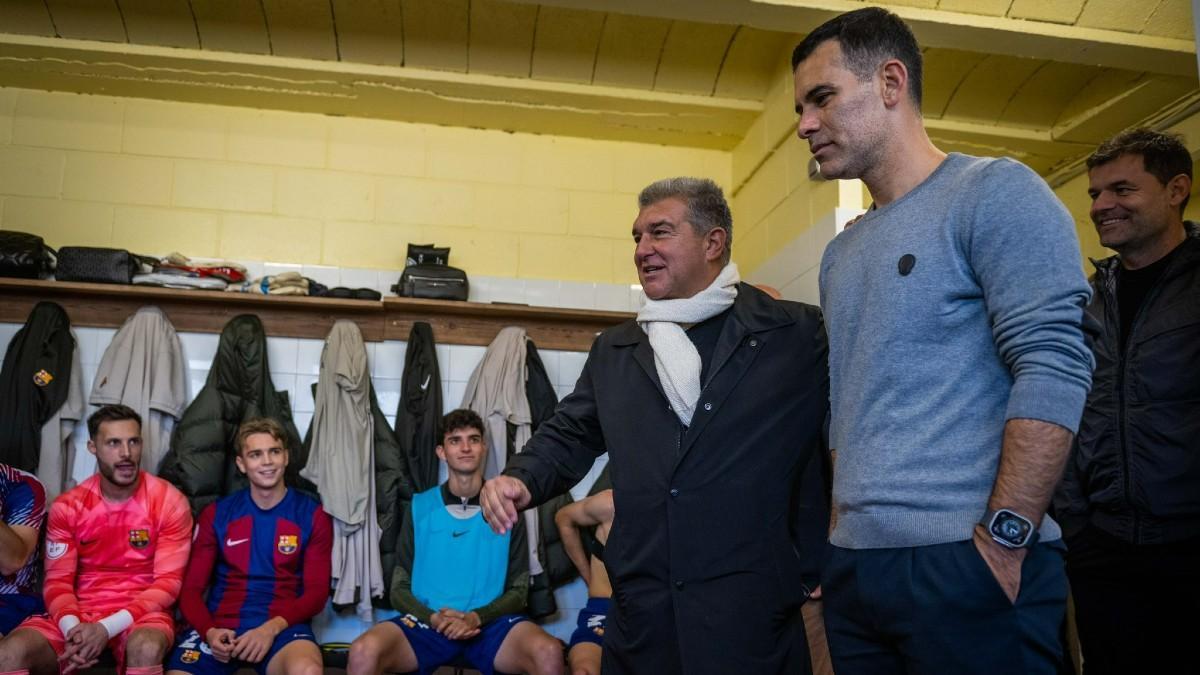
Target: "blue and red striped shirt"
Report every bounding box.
[178,488,332,636]
[0,463,45,597]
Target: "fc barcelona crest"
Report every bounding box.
[181,649,200,664]
[277,534,298,554]
[129,529,151,549]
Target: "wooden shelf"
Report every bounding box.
[0,278,633,351]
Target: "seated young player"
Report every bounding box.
[347,409,563,675]
[166,418,332,675]
[554,490,613,675]
[0,464,47,638]
[0,404,193,675]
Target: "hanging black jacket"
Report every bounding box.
[160,314,306,515]
[1056,224,1200,545]
[395,322,442,493]
[0,302,75,473]
[520,340,578,618]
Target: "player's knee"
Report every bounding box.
[290,657,324,675]
[526,635,565,675]
[124,632,168,667]
[346,635,381,671]
[0,631,40,669]
[0,637,24,669]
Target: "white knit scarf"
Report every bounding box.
[637,263,740,426]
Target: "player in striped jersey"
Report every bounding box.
[0,464,46,637]
[165,418,332,675]
[0,404,193,675]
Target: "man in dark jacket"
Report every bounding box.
[481,177,829,674]
[1054,128,1200,674]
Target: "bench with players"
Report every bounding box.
[0,404,602,675]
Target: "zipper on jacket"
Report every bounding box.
[1115,267,1172,543]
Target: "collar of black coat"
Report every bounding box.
[610,282,796,346]
[440,481,481,506]
[1091,220,1200,282]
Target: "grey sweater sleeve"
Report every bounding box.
[967,159,1095,432]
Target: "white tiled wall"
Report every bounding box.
[2,315,607,642]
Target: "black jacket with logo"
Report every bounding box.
[1056,223,1200,545]
[0,301,74,473]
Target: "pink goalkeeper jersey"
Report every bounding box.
[43,471,192,624]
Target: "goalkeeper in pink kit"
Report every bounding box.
[0,405,192,675]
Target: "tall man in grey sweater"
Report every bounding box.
[793,8,1094,673]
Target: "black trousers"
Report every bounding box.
[823,539,1068,674]
[1066,525,1200,675]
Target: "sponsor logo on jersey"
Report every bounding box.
[452,530,469,538]
[46,540,67,559]
[129,528,151,549]
[32,369,53,387]
[225,538,249,547]
[181,649,200,664]
[278,534,298,554]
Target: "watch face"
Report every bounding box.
[991,511,1032,545]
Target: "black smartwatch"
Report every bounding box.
[979,508,1039,549]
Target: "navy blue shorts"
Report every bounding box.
[0,594,43,636]
[568,597,608,649]
[388,612,529,675]
[164,624,317,674]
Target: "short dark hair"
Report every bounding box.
[440,409,485,443]
[791,7,924,108]
[637,177,733,264]
[236,418,288,456]
[1088,128,1193,212]
[87,404,141,440]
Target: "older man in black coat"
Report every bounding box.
[481,177,829,675]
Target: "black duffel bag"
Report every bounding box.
[392,263,469,301]
[55,247,147,284]
[0,231,56,279]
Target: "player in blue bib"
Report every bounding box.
[346,409,563,675]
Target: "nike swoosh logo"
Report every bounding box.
[420,374,431,391]
[226,538,249,546]
[452,530,468,538]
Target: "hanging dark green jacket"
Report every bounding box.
[160,314,306,515]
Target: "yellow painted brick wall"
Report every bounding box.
[1053,172,1109,271]
[0,87,730,285]
[730,55,846,276]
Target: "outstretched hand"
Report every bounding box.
[480,476,532,534]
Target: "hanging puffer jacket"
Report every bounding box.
[160,314,307,515]
[0,302,75,473]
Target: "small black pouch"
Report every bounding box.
[393,264,469,301]
[406,243,450,267]
[55,247,142,284]
[0,231,56,279]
